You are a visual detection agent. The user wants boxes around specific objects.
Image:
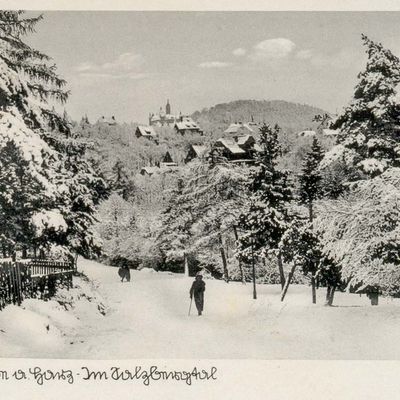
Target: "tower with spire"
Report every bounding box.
[166,99,171,115]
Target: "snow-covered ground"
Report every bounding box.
[1,258,400,359]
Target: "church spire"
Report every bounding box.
[166,99,171,115]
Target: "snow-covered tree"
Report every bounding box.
[325,34,400,177]
[298,137,324,223]
[238,124,293,287]
[182,159,249,281]
[0,11,106,259]
[279,219,340,305]
[95,193,137,266]
[157,172,194,274]
[315,167,400,299]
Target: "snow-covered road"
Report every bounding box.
[68,259,400,359]
[2,258,400,359]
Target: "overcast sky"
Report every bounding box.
[25,11,400,124]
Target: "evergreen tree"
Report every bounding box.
[110,160,133,200]
[182,159,248,282]
[0,11,107,258]
[329,34,400,177]
[238,124,293,288]
[316,167,400,302]
[279,220,340,305]
[299,137,325,223]
[157,174,194,275]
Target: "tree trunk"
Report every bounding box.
[74,253,79,272]
[218,232,229,282]
[22,246,27,259]
[325,285,336,306]
[281,263,297,301]
[277,251,285,289]
[311,275,317,304]
[183,253,189,277]
[233,226,245,284]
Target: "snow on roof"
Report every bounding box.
[236,134,255,145]
[175,119,201,131]
[298,130,316,137]
[224,123,255,134]
[97,116,117,125]
[323,129,339,136]
[217,139,246,154]
[160,162,178,168]
[137,125,157,137]
[191,145,208,156]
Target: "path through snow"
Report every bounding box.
[2,258,400,359]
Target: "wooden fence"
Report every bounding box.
[0,259,75,310]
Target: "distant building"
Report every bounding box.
[213,138,247,161]
[185,144,209,163]
[174,116,203,135]
[97,116,117,126]
[135,125,158,141]
[160,151,178,168]
[140,152,179,177]
[210,133,263,164]
[224,122,257,135]
[149,99,177,127]
[149,100,203,134]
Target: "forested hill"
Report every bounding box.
[191,100,328,134]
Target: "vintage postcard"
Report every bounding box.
[0,1,400,399]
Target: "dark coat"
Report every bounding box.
[190,278,206,313]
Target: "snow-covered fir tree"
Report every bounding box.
[0,11,106,259]
[315,167,400,298]
[182,159,249,281]
[237,124,293,287]
[298,137,325,223]
[157,172,195,274]
[323,34,400,177]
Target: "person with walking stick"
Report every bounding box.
[189,273,206,316]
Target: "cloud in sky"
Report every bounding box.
[249,38,296,62]
[75,52,146,79]
[198,61,233,68]
[233,47,247,57]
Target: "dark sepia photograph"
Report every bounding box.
[0,9,400,360]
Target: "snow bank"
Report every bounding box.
[0,274,108,358]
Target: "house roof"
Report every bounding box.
[97,116,117,125]
[216,139,246,154]
[191,145,208,156]
[137,125,157,137]
[224,123,255,134]
[175,118,202,131]
[236,134,255,145]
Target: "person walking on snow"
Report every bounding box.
[190,274,206,316]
